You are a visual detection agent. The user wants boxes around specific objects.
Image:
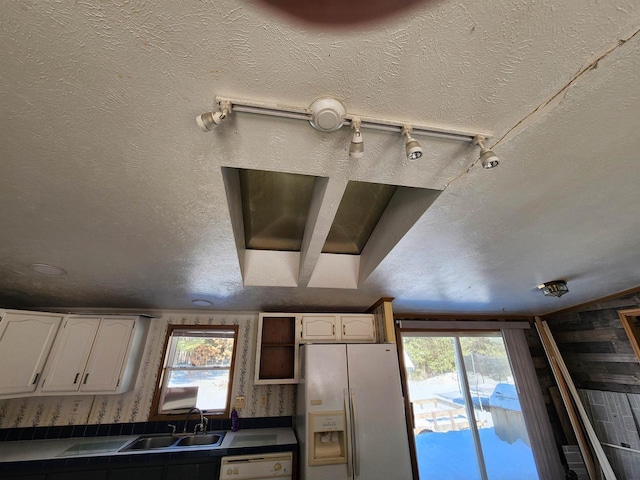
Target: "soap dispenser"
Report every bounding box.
[231,408,239,432]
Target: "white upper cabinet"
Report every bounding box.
[40,317,100,392]
[340,315,376,342]
[0,310,64,396]
[301,314,375,343]
[81,317,136,392]
[300,315,337,341]
[41,315,149,395]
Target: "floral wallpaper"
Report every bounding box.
[0,312,295,428]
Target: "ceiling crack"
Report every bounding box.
[443,26,640,191]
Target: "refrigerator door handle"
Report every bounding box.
[351,391,361,478]
[344,388,354,479]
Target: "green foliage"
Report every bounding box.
[403,337,456,380]
[403,335,510,382]
[174,337,234,366]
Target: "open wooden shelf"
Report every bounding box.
[255,314,299,384]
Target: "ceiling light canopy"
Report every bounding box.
[31,263,67,276]
[309,97,346,132]
[192,299,214,307]
[537,280,569,298]
[197,96,494,164]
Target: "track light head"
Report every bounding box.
[473,135,499,169]
[403,125,423,160]
[196,103,230,132]
[196,111,225,131]
[349,118,364,159]
[480,149,499,169]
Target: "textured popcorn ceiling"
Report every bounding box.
[0,1,639,315]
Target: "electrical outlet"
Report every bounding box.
[71,400,82,415]
[261,395,267,407]
[235,396,246,409]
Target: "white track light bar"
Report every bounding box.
[215,96,491,143]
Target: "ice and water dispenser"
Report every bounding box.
[307,411,347,465]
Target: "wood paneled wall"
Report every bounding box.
[527,290,640,452]
[543,292,640,393]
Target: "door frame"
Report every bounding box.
[395,318,564,480]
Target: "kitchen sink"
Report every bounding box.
[120,432,225,451]
[124,435,177,450]
[175,433,223,446]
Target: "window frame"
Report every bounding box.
[149,324,239,421]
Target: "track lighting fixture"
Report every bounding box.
[196,96,495,165]
[349,118,364,159]
[196,102,231,132]
[537,280,569,298]
[473,135,499,169]
[403,125,423,160]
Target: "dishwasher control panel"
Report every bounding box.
[219,452,293,479]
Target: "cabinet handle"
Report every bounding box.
[343,325,346,335]
[73,373,80,384]
[332,324,335,335]
[83,373,89,385]
[32,373,40,385]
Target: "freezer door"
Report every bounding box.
[299,344,352,480]
[346,344,413,480]
[305,344,348,413]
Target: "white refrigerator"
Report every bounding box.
[296,344,413,480]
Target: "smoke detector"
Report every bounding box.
[309,98,346,132]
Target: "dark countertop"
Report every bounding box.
[0,428,296,465]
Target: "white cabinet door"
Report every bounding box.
[81,318,135,392]
[41,317,99,392]
[340,315,376,342]
[0,311,63,396]
[301,315,337,341]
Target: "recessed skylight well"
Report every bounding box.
[239,169,316,252]
[222,167,321,288]
[322,181,397,255]
[222,167,442,289]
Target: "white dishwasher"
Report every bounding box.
[219,452,293,480]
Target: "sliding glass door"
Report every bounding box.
[400,332,539,480]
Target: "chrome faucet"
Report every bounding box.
[184,407,207,434]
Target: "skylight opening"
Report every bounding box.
[239,169,315,252]
[322,181,397,255]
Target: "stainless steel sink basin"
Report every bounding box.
[122,435,178,450]
[175,433,223,447]
[119,432,225,451]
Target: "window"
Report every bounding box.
[150,325,239,419]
